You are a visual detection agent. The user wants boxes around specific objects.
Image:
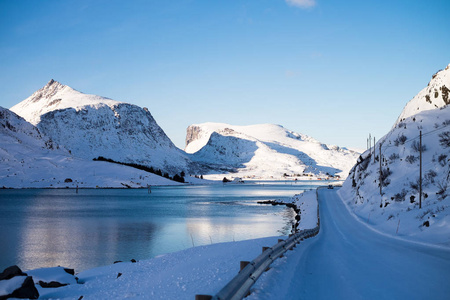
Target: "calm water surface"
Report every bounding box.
[0,183,320,271]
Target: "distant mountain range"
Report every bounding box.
[185,123,359,178]
[2,79,361,187]
[339,64,450,245]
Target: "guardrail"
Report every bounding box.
[196,188,322,300]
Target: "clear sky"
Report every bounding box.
[1,0,449,150]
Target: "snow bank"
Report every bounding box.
[290,190,319,230]
[31,236,283,300]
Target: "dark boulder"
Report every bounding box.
[0,265,27,280]
[38,280,68,288]
[63,268,75,276]
[0,276,39,300]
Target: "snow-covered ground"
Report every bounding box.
[28,236,283,300]
[285,189,319,230]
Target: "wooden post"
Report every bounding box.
[262,247,270,253]
[379,143,382,196]
[195,295,212,300]
[240,261,250,271]
[419,131,422,209]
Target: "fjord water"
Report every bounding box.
[0,183,319,272]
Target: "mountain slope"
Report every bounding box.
[395,64,450,125]
[0,107,180,188]
[339,65,450,245]
[185,123,359,179]
[11,80,196,174]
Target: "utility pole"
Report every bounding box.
[379,143,382,196]
[373,137,376,163]
[419,131,422,209]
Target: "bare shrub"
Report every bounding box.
[424,170,437,184]
[389,153,400,161]
[394,189,407,202]
[439,131,450,148]
[438,154,448,167]
[381,168,392,187]
[405,155,417,164]
[437,180,448,200]
[409,179,420,193]
[411,140,427,152]
[394,134,407,146]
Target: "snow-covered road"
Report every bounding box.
[248,189,450,299]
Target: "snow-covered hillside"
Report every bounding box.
[11,80,197,175]
[185,123,359,179]
[340,65,450,245]
[0,107,181,188]
[395,64,449,125]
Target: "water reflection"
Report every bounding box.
[0,183,320,271]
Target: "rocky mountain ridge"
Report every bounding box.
[11,80,196,175]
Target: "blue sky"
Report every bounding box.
[1,0,449,150]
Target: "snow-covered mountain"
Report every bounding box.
[185,123,360,179]
[0,107,179,188]
[11,80,196,175]
[395,64,449,125]
[339,65,450,245]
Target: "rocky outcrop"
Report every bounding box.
[185,125,202,148]
[0,266,39,300]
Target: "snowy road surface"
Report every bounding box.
[248,189,450,300]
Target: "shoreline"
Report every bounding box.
[3,190,319,299]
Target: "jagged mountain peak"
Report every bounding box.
[29,79,67,103]
[9,80,198,175]
[11,80,121,125]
